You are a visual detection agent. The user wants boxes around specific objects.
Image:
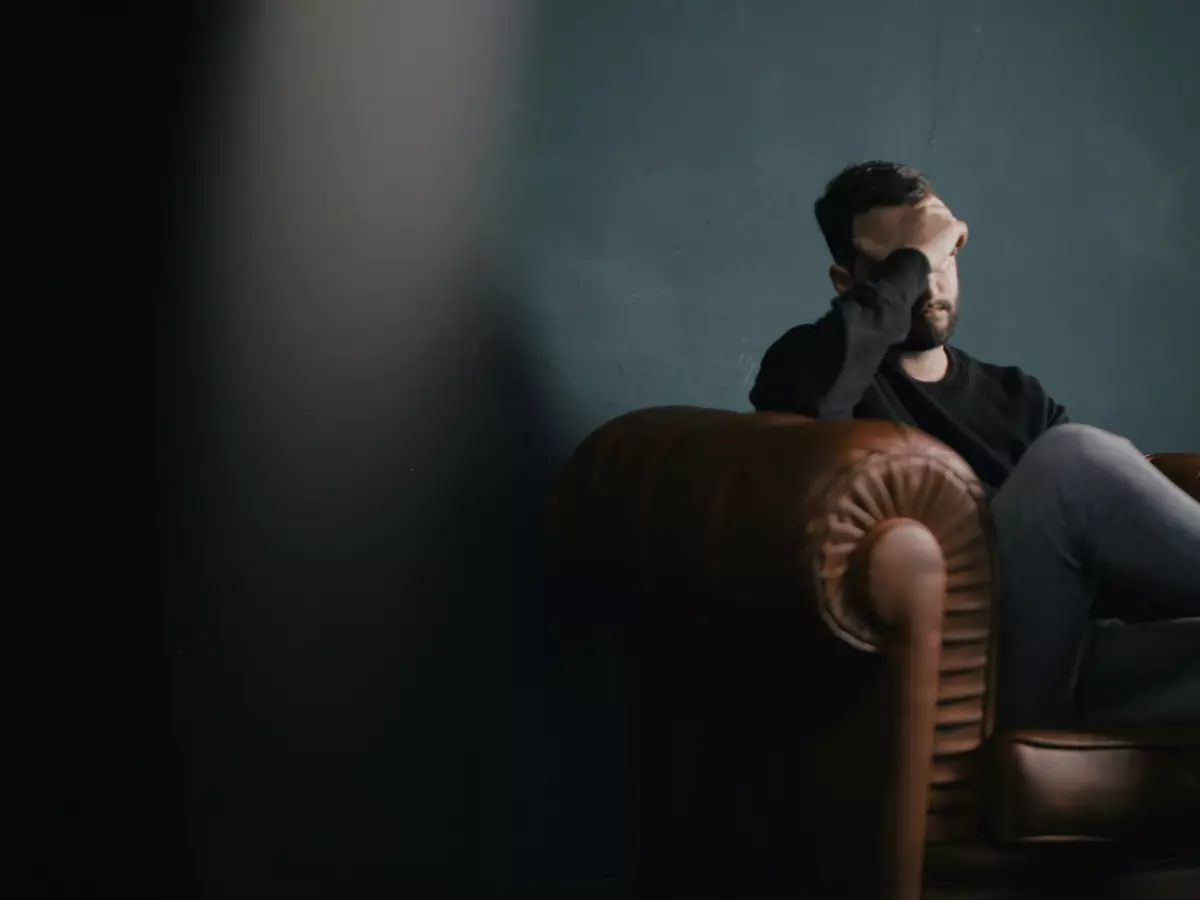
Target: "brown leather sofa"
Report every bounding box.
[548,407,1200,900]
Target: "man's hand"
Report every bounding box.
[853,196,969,272]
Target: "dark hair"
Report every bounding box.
[814,161,934,268]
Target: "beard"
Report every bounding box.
[900,292,959,351]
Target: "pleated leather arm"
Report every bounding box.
[549,406,993,655]
[549,407,999,900]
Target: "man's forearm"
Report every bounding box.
[751,249,929,417]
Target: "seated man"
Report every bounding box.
[750,160,1200,727]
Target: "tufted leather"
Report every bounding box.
[550,406,990,651]
[549,407,1200,900]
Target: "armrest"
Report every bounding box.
[1148,453,1200,501]
[549,406,998,900]
[549,405,991,652]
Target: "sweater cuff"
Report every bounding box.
[873,248,931,303]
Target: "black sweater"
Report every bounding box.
[750,249,1069,495]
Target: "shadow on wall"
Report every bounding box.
[165,268,575,900]
[52,2,662,897]
[145,3,618,899]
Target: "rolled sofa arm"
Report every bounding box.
[549,407,998,900]
[550,406,993,654]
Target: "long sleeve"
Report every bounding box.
[750,249,930,418]
[1045,396,1070,429]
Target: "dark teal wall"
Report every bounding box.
[521,0,1200,454]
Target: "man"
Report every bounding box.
[751,160,1200,727]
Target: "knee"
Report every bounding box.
[1014,424,1139,488]
[995,424,1128,530]
[1036,422,1116,447]
[1024,423,1131,464]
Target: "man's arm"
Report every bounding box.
[1012,373,1068,451]
[750,249,930,418]
[1045,397,1070,428]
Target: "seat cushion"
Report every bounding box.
[987,727,1200,852]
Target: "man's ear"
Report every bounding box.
[829,264,855,296]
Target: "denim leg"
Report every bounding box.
[990,423,1200,727]
[1073,618,1200,722]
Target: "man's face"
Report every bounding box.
[850,196,961,351]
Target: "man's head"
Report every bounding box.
[815,161,960,351]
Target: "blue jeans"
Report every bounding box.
[991,424,1200,727]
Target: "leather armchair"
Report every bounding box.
[548,407,1200,900]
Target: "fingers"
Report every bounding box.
[913,195,948,212]
[928,211,967,254]
[853,234,888,261]
[922,206,957,226]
